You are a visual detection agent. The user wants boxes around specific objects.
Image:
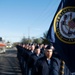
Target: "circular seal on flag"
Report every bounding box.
[54,7,75,44]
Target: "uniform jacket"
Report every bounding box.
[32,56,58,75]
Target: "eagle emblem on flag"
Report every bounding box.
[54,7,75,44]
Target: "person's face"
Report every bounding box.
[23,44,25,48]
[26,44,29,49]
[45,49,53,59]
[28,45,31,50]
[31,45,35,50]
[35,48,40,54]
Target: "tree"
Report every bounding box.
[33,38,42,44]
[21,36,32,44]
[26,38,32,44]
[12,42,20,47]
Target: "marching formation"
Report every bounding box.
[16,43,71,75]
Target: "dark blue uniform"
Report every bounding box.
[28,53,43,68]
[51,57,71,75]
[32,56,59,75]
[28,53,44,75]
[16,45,25,75]
[24,50,34,75]
[52,50,71,75]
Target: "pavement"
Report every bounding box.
[0,48,22,75]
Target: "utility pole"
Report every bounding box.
[28,27,30,39]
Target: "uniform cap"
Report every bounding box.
[45,45,54,50]
[35,45,40,49]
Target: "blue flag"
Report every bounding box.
[47,0,75,72]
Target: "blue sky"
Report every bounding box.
[0,0,61,43]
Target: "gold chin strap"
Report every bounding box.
[59,60,65,75]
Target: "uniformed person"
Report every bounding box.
[28,45,44,75]
[32,44,58,75]
[16,44,25,75]
[24,44,35,75]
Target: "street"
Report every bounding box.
[0,48,22,75]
